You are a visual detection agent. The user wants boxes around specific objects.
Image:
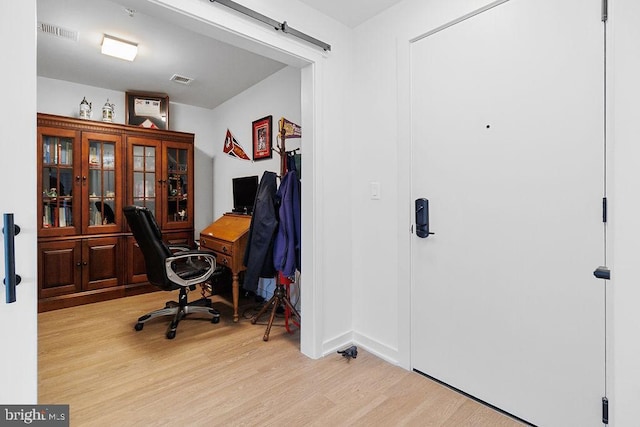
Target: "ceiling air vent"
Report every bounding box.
[170,74,194,85]
[37,22,79,42]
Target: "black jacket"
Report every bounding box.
[242,171,278,292]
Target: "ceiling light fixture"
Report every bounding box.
[101,34,137,61]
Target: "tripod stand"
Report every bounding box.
[251,275,300,341]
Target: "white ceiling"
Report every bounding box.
[298,0,404,28]
[37,0,404,110]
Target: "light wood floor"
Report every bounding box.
[39,290,525,426]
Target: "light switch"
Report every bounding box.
[370,181,380,200]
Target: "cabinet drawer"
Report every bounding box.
[200,237,233,255]
[214,252,233,269]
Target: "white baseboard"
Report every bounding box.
[321,330,404,369]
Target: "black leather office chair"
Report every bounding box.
[123,205,220,339]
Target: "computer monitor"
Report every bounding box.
[232,175,258,214]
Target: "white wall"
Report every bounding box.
[209,66,301,219]
[37,77,215,235]
[37,78,124,123]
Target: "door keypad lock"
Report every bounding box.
[415,198,434,238]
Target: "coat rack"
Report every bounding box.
[250,118,302,340]
[272,117,301,176]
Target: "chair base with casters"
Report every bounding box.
[251,278,300,341]
[134,285,221,340]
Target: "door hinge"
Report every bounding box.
[602,197,608,223]
[602,0,608,22]
[602,397,609,424]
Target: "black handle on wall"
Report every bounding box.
[3,213,21,303]
[415,198,435,238]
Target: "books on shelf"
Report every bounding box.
[44,142,51,164]
[58,207,66,227]
[59,140,72,165]
[43,204,72,228]
[43,206,51,227]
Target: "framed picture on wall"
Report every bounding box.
[125,91,169,130]
[252,115,273,160]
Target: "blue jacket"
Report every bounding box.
[273,169,301,278]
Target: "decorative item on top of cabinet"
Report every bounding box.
[79,96,92,119]
[125,91,169,130]
[102,99,115,123]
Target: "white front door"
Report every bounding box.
[410,1,606,425]
[0,0,38,403]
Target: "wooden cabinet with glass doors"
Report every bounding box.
[37,114,195,312]
[125,134,195,285]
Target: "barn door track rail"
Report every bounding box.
[209,0,331,51]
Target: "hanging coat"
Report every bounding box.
[243,171,278,292]
[273,168,301,278]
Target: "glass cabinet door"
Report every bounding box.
[127,137,192,231]
[41,135,75,229]
[83,132,121,233]
[164,144,191,227]
[38,127,80,236]
[128,137,161,223]
[132,144,157,214]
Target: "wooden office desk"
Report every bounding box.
[200,213,251,322]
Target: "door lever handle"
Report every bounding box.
[415,198,435,238]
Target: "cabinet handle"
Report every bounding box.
[222,246,228,253]
[75,175,81,182]
[201,239,207,246]
[222,258,228,265]
[82,261,88,266]
[76,262,82,267]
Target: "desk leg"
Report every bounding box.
[232,273,240,322]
